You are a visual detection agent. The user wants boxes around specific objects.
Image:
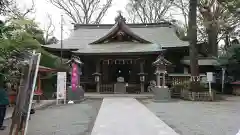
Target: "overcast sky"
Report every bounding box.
[18,0,128,39]
[12,0,186,40]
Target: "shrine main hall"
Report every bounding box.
[43,13,199,94]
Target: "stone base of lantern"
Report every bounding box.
[67,86,85,101]
[114,82,126,94]
[152,87,171,102]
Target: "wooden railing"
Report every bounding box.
[99,83,141,93]
[168,74,207,86]
[100,84,114,93]
[80,76,94,83]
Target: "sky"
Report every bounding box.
[18,0,129,39]
[11,0,188,40]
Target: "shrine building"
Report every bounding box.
[43,13,215,93]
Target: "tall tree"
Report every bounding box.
[126,0,174,23]
[49,0,113,24]
[218,0,240,14]
[199,0,239,56]
[174,0,239,56]
[188,0,199,91]
[0,0,11,15]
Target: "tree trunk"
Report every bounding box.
[207,26,218,56]
[224,31,230,51]
[188,0,200,92]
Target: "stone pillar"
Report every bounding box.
[156,74,161,87]
[162,72,166,87]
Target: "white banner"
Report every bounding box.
[57,72,67,100]
[207,72,213,82]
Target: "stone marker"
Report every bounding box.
[67,86,84,101]
[152,87,171,102]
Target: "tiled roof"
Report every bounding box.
[72,42,161,54]
[44,18,188,54]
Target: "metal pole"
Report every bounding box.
[221,68,225,93]
[60,15,63,64]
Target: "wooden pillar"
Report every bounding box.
[38,75,41,91]
[140,62,144,73]
[37,75,41,103]
[102,62,109,83]
[140,61,145,93]
[96,60,101,93]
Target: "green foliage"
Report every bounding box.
[172,80,208,92]
[0,17,62,83]
[38,49,61,68]
[218,44,240,79]
[218,0,240,14]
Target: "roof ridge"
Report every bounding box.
[74,22,173,30]
[89,20,152,44]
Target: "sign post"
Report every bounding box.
[221,68,226,93]
[207,72,213,97]
[24,52,41,135]
[57,72,67,105]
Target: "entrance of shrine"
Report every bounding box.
[112,64,131,83]
[100,58,142,93]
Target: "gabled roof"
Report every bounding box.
[90,13,151,44]
[44,13,189,54]
[152,55,172,66]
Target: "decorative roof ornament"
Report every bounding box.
[66,55,84,66]
[115,10,126,23]
[152,55,172,67]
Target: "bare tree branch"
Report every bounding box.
[126,0,174,23]
[7,0,35,18]
[44,13,56,44]
[48,0,113,24]
[172,0,189,29]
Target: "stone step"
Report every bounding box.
[91,98,179,135]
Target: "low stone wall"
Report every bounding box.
[180,90,216,101]
[232,87,240,96]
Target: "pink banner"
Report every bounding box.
[71,63,79,91]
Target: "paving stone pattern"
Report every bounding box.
[142,96,240,135]
[1,99,102,135]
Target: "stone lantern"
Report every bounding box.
[92,72,101,92]
[152,55,172,101]
[152,55,171,88]
[138,72,148,93]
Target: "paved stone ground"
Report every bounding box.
[141,96,240,135]
[1,99,102,135]
[4,100,56,120]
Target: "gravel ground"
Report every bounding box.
[1,99,102,135]
[141,96,240,135]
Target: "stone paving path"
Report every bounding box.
[4,100,56,120]
[142,96,240,135]
[1,99,102,135]
[91,98,179,135]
